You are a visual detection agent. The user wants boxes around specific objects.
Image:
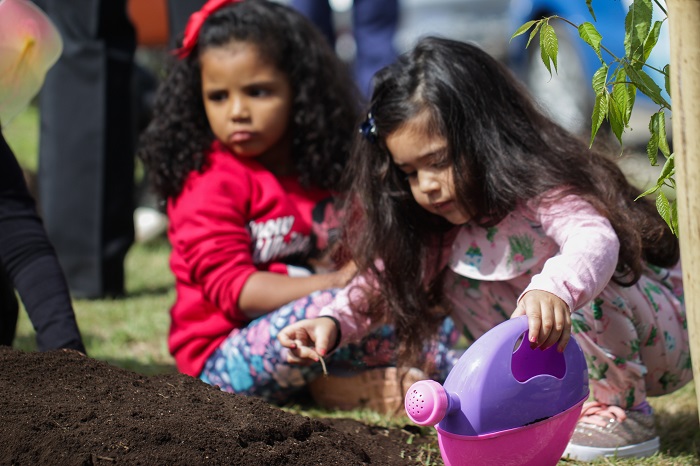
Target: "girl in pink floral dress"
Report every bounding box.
[280,37,690,462]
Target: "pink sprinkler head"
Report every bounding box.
[0,0,63,126]
[405,380,460,426]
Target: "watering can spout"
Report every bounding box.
[404,380,461,426]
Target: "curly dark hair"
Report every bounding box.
[138,0,361,200]
[344,36,679,362]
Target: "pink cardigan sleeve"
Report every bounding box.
[318,233,457,348]
[520,194,620,312]
[318,274,374,347]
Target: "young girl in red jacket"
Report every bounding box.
[138,0,460,404]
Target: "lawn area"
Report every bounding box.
[12,237,178,376]
[3,106,699,465]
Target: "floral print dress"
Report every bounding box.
[443,194,690,408]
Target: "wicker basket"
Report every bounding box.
[308,367,427,415]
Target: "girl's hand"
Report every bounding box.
[510,290,571,352]
[278,317,339,365]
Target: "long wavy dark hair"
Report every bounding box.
[344,36,679,362]
[138,0,361,200]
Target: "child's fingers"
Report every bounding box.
[308,316,340,357]
[312,332,331,357]
[538,308,562,350]
[519,290,571,350]
[510,304,526,318]
[537,300,565,349]
[278,324,312,349]
[277,330,296,349]
[537,303,572,351]
[556,313,572,352]
[516,292,543,347]
[311,321,334,356]
[284,348,316,366]
[526,312,542,348]
[292,343,321,362]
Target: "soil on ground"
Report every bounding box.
[0,347,437,465]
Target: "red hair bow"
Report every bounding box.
[176,0,242,58]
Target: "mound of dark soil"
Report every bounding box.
[0,347,436,465]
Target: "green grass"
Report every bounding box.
[12,238,176,375]
[4,105,699,465]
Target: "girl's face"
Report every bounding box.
[386,111,470,225]
[200,42,294,174]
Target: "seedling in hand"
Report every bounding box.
[294,339,328,376]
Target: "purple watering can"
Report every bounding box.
[405,316,589,466]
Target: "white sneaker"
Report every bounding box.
[134,206,168,243]
[563,401,660,461]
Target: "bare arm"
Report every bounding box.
[238,261,356,319]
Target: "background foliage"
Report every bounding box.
[513,0,677,233]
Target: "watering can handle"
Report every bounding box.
[488,315,530,359]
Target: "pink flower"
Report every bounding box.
[513,253,525,262]
[0,0,63,124]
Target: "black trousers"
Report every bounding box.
[35,0,136,299]
[0,265,18,347]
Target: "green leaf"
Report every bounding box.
[654,193,676,228]
[658,152,675,181]
[591,65,608,94]
[624,64,671,108]
[636,183,661,200]
[624,0,653,64]
[540,22,558,75]
[652,111,671,157]
[647,112,672,165]
[643,20,663,62]
[664,64,671,98]
[626,78,638,120]
[526,21,543,48]
[590,92,608,147]
[671,197,678,235]
[579,22,603,62]
[612,67,631,126]
[646,127,659,165]
[586,0,597,21]
[607,90,625,144]
[511,20,538,41]
[656,191,672,229]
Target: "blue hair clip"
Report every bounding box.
[359,111,377,143]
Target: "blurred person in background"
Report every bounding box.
[0,0,85,353]
[33,0,137,299]
[291,0,399,98]
[31,0,210,295]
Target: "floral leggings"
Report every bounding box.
[200,288,461,403]
[444,263,691,409]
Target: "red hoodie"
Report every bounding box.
[167,141,337,376]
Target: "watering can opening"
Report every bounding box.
[511,330,566,382]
